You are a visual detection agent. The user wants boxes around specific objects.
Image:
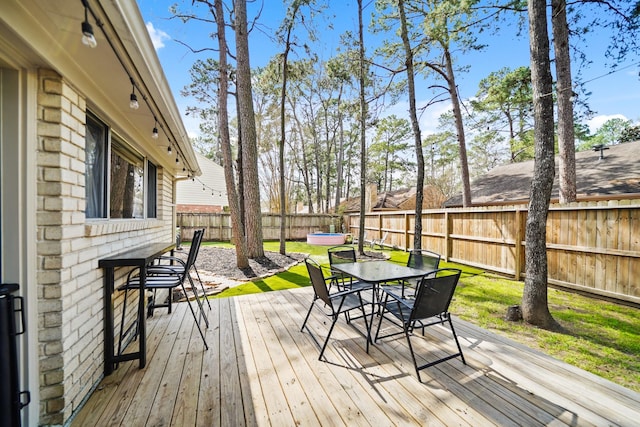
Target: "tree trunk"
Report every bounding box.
[552,0,577,203]
[398,0,424,250]
[357,0,367,255]
[524,0,559,329]
[334,86,345,213]
[215,0,248,268]
[235,0,264,258]
[236,98,245,236]
[279,14,296,255]
[443,46,472,207]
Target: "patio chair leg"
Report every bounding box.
[193,266,212,310]
[180,282,209,350]
[188,275,209,328]
[404,325,422,382]
[447,314,466,365]
[319,314,340,360]
[117,288,129,359]
[300,296,317,332]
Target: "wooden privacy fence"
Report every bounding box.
[346,201,640,305]
[177,212,340,242]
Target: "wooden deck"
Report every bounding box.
[72,287,640,426]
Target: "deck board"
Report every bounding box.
[71,287,640,427]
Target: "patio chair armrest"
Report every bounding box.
[144,265,181,278]
[153,256,187,267]
[330,283,374,299]
[382,288,413,310]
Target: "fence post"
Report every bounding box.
[404,212,410,250]
[445,210,451,262]
[514,208,524,280]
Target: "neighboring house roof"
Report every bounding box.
[445,140,640,207]
[0,0,200,177]
[177,152,228,208]
[341,185,446,213]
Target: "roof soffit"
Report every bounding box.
[0,0,200,176]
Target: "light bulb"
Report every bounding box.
[167,146,172,154]
[152,127,158,139]
[81,22,97,48]
[129,93,139,109]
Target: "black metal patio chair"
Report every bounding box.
[147,228,211,316]
[300,258,375,359]
[327,245,358,290]
[117,229,209,357]
[386,249,441,299]
[374,268,465,382]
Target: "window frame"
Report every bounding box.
[85,112,158,220]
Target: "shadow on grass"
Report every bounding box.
[213,267,311,298]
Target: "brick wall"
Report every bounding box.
[36,69,175,425]
[177,203,223,213]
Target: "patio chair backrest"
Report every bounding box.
[411,269,461,321]
[328,245,356,266]
[407,250,441,271]
[305,258,331,306]
[184,228,204,273]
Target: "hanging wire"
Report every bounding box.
[79,0,194,176]
[192,176,228,199]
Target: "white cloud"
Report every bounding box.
[146,22,170,50]
[587,114,627,134]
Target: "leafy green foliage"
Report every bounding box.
[368,115,414,191]
[470,66,535,163]
[577,117,633,151]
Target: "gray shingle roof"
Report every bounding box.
[445,140,640,206]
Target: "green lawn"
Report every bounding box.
[201,240,640,392]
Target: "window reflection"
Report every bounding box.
[110,140,144,218]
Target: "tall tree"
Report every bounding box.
[398,0,425,250]
[214,0,249,267]
[276,2,300,254]
[552,0,577,203]
[357,0,368,255]
[471,67,534,163]
[235,0,264,257]
[412,0,484,207]
[523,0,559,329]
[369,115,412,192]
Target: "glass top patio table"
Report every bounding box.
[331,260,428,284]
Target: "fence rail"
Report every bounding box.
[346,200,640,306]
[178,201,639,305]
[177,213,340,242]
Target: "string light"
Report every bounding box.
[79,0,193,177]
[129,79,139,109]
[192,176,228,199]
[81,0,97,48]
[152,117,159,139]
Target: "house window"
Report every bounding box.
[85,113,157,219]
[110,139,144,218]
[147,161,157,218]
[85,114,107,218]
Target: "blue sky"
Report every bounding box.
[137,0,640,138]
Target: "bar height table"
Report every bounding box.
[99,242,175,376]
